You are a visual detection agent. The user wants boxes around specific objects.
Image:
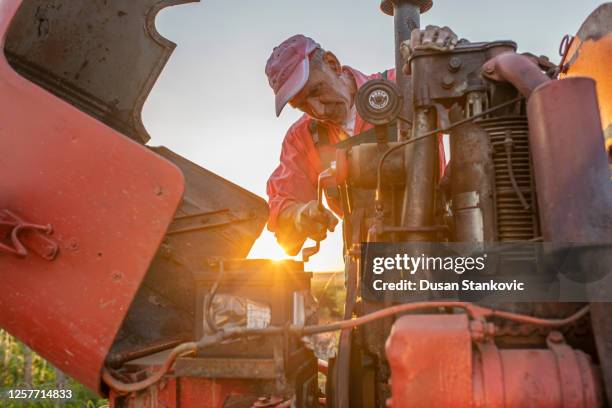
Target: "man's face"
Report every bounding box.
[289,58,353,125]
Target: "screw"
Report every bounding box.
[449,56,462,72]
[441,74,454,89]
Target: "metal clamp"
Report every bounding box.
[0,209,58,260]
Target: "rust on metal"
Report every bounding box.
[0,0,185,393]
[387,314,602,407]
[386,314,473,407]
[4,0,200,144]
[528,77,612,403]
[560,3,612,161]
[482,52,550,98]
[175,357,278,379]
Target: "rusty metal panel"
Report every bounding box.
[385,314,472,408]
[527,77,612,404]
[0,0,184,394]
[527,78,612,244]
[175,358,277,379]
[108,148,269,360]
[4,0,199,144]
[560,3,612,154]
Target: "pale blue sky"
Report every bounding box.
[143,0,604,271]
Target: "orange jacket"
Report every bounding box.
[266,67,445,232]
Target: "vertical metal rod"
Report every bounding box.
[392,1,421,141]
[400,108,437,240]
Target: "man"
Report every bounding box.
[265,27,457,256]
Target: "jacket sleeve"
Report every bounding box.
[266,125,321,232]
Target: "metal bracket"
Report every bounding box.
[0,209,58,260]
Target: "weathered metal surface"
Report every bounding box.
[528,77,612,405]
[450,119,496,243]
[348,142,406,188]
[527,78,612,245]
[410,41,517,107]
[560,3,612,153]
[0,0,185,394]
[479,116,540,242]
[175,358,277,379]
[381,0,428,138]
[400,108,437,240]
[386,314,473,407]
[4,0,199,144]
[482,52,551,98]
[387,316,602,407]
[380,0,432,16]
[109,147,269,360]
[109,377,259,408]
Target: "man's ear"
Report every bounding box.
[323,51,342,75]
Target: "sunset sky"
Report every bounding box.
[143,0,603,271]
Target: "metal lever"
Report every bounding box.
[302,165,336,262]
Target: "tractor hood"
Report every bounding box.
[0,0,269,395]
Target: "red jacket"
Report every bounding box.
[266,67,445,232]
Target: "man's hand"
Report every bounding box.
[275,201,338,256]
[400,25,459,73]
[294,200,338,241]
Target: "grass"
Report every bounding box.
[0,330,107,408]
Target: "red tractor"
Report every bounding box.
[1,0,611,407]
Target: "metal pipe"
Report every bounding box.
[482,53,550,99]
[400,108,437,240]
[388,0,423,140]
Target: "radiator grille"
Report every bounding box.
[479,117,540,246]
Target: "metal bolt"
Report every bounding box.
[449,56,462,72]
[154,186,163,196]
[67,238,79,251]
[441,74,454,89]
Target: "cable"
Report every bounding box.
[375,96,524,203]
[102,301,589,393]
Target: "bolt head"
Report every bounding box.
[449,56,462,71]
[441,74,454,89]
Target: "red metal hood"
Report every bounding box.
[0,0,185,394]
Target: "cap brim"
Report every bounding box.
[275,58,310,117]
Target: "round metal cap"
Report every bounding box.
[356,79,402,126]
[380,0,433,16]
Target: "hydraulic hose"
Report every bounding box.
[102,302,589,393]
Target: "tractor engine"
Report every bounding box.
[320,1,612,407]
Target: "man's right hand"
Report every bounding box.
[276,200,338,256]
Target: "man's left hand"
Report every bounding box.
[400,25,459,72]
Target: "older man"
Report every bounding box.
[265,27,457,255]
